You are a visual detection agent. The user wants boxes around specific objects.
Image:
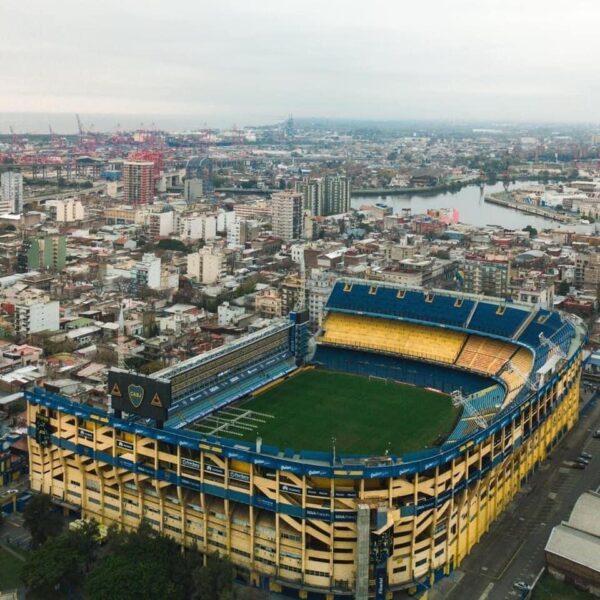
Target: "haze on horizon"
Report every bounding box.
[1,0,599,131]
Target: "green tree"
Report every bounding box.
[522,225,538,238]
[156,238,191,253]
[193,554,235,600]
[85,525,200,600]
[22,522,99,594]
[23,494,62,547]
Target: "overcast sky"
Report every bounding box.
[1,0,599,129]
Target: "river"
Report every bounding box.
[352,181,595,232]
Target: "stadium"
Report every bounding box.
[27,279,586,599]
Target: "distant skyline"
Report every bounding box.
[2,0,600,131]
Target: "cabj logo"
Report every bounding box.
[128,384,145,408]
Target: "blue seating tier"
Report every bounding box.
[467,303,529,338]
[313,346,491,395]
[326,283,474,328]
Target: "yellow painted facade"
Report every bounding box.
[27,354,581,598]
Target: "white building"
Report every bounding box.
[290,244,305,264]
[272,191,304,241]
[50,198,85,222]
[0,171,24,214]
[217,210,237,233]
[187,247,224,284]
[148,210,175,238]
[217,301,245,326]
[133,253,161,289]
[15,297,60,337]
[179,214,217,241]
[307,271,335,327]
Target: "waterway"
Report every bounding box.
[352,181,595,232]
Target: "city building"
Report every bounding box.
[187,247,224,284]
[26,236,67,271]
[295,175,351,216]
[323,174,351,215]
[132,253,161,290]
[14,296,59,338]
[149,210,175,239]
[49,198,85,222]
[0,171,24,214]
[184,178,203,202]
[179,214,216,241]
[462,255,511,297]
[272,191,303,241]
[545,491,600,596]
[123,161,154,205]
[575,251,600,292]
[255,289,283,318]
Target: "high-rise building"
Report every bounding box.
[0,171,24,214]
[323,174,351,215]
[294,175,351,216]
[123,161,154,205]
[272,191,303,241]
[294,178,323,216]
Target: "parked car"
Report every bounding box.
[580,451,592,460]
[514,581,531,592]
[571,462,586,470]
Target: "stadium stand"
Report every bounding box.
[319,313,466,365]
[314,346,491,396]
[455,335,517,375]
[327,283,475,327]
[467,302,529,338]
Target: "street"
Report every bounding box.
[433,392,600,600]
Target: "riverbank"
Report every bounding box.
[484,191,576,223]
[354,178,481,197]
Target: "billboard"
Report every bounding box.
[108,370,172,422]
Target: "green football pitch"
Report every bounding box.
[206,369,460,456]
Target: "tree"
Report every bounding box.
[85,525,200,600]
[156,238,191,253]
[522,225,538,238]
[193,554,234,600]
[22,522,99,594]
[23,493,62,547]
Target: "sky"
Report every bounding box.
[1,0,599,131]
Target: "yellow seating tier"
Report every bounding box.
[455,336,517,375]
[319,313,466,365]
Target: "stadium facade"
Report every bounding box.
[27,280,586,599]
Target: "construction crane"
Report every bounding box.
[451,390,488,430]
[75,114,84,136]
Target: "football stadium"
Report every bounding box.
[27,279,586,599]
